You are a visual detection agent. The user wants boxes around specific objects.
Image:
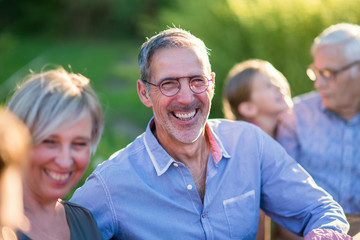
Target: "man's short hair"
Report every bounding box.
[138,27,212,82]
[312,23,360,63]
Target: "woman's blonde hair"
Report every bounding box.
[7,67,104,154]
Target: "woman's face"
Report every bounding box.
[24,113,92,203]
[250,72,290,116]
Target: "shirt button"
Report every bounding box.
[173,163,179,167]
[202,213,206,218]
[187,184,193,190]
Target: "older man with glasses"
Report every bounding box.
[71,27,352,239]
[277,23,360,237]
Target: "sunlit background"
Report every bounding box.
[1,0,359,197]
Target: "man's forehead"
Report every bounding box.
[150,47,211,74]
[314,44,346,59]
[314,45,347,67]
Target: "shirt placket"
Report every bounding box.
[173,159,216,240]
[340,124,354,206]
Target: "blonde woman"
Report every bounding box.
[7,68,104,240]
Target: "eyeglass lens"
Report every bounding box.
[160,76,210,96]
[306,67,333,81]
[307,60,360,81]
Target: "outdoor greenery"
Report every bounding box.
[0,36,152,196]
[1,0,360,198]
[0,0,173,38]
[141,0,360,117]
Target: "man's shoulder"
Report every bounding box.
[293,91,322,113]
[293,91,320,105]
[207,118,258,130]
[288,91,326,129]
[207,119,263,140]
[94,133,147,173]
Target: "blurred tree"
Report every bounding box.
[0,0,173,38]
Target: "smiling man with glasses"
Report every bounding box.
[277,23,360,237]
[71,27,351,239]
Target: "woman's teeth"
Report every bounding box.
[45,170,70,181]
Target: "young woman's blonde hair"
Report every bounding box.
[7,67,104,154]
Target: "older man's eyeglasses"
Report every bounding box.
[143,75,213,97]
[306,60,360,82]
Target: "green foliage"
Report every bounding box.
[3,0,360,199]
[140,0,360,117]
[0,36,152,199]
[0,0,173,38]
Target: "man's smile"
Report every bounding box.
[173,110,197,121]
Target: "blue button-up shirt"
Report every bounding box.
[71,118,348,239]
[277,91,360,214]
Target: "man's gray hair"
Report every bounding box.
[138,27,212,82]
[312,23,360,63]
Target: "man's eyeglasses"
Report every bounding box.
[143,75,213,97]
[306,60,360,82]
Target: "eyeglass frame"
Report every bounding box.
[306,60,360,82]
[142,75,213,97]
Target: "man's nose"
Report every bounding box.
[314,74,328,89]
[176,79,194,103]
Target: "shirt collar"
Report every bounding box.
[348,112,360,125]
[143,119,174,176]
[205,123,230,163]
[143,118,229,176]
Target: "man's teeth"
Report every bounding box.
[174,110,196,120]
[45,170,70,181]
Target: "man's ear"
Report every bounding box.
[137,80,152,108]
[238,101,258,119]
[211,72,216,90]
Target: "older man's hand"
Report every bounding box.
[304,229,353,240]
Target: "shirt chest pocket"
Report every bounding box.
[223,190,257,239]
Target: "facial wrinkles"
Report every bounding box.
[168,101,202,113]
[314,60,358,116]
[149,48,212,144]
[338,70,360,108]
[150,91,207,144]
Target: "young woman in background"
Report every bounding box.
[223,59,298,240]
